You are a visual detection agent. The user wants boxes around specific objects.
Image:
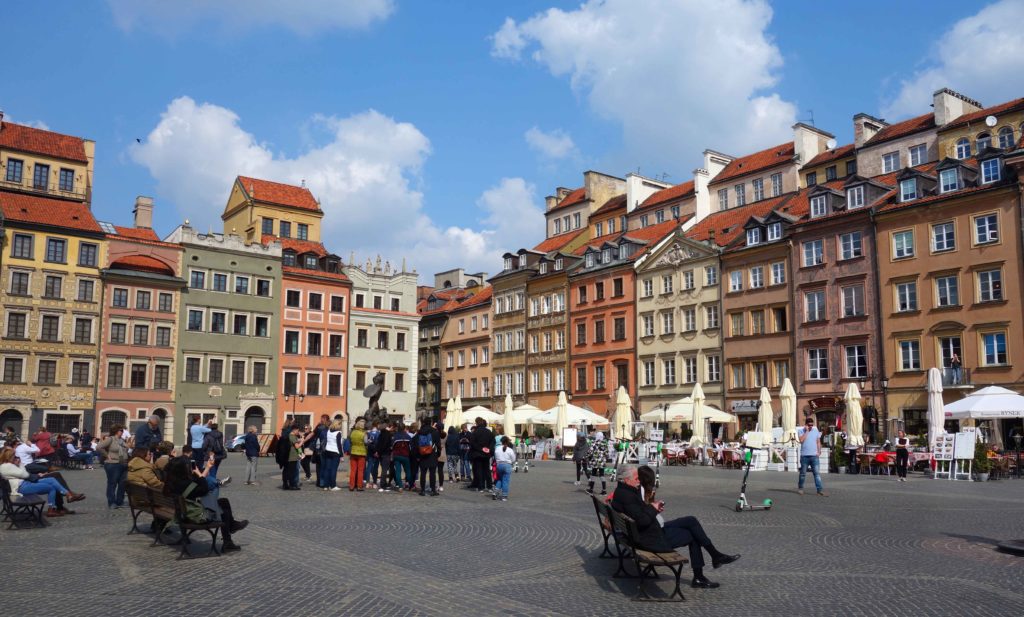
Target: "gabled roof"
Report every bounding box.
[262,234,329,257]
[111,225,160,242]
[237,176,321,212]
[0,121,89,163]
[547,187,587,212]
[804,143,854,168]
[452,285,493,311]
[712,142,795,184]
[0,190,101,234]
[417,287,474,316]
[938,97,1024,132]
[533,227,587,253]
[591,194,627,217]
[638,180,696,210]
[685,193,796,248]
[864,113,935,147]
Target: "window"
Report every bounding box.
[56,168,74,191]
[156,327,171,347]
[10,272,30,295]
[661,275,673,294]
[483,346,491,362]
[328,334,344,357]
[750,266,764,288]
[896,281,918,312]
[37,360,56,385]
[576,322,587,345]
[255,316,269,337]
[5,158,23,183]
[642,279,653,298]
[45,238,66,263]
[110,323,126,343]
[899,178,917,201]
[78,280,95,302]
[233,314,248,335]
[808,348,829,380]
[806,172,817,187]
[554,258,563,271]
[231,276,249,295]
[847,186,864,209]
[982,332,1008,366]
[283,252,296,267]
[78,243,97,267]
[718,188,728,210]
[133,324,149,345]
[893,230,914,258]
[662,359,675,385]
[306,332,322,356]
[553,219,561,235]
[805,290,825,322]
[771,262,785,285]
[661,312,674,335]
[261,218,274,235]
[233,361,248,385]
[998,127,1015,149]
[280,371,299,395]
[773,307,788,332]
[750,310,765,335]
[613,317,626,341]
[846,160,857,176]
[643,361,655,386]
[44,275,62,298]
[752,178,764,201]
[106,362,124,388]
[642,314,654,337]
[802,240,823,266]
[730,313,744,337]
[573,213,581,229]
[296,223,308,240]
[184,358,201,382]
[939,168,959,193]
[132,290,150,310]
[279,221,291,238]
[751,361,767,387]
[396,332,406,351]
[683,307,696,332]
[327,373,342,396]
[595,281,605,300]
[5,312,27,338]
[377,331,389,349]
[595,320,605,343]
[826,165,837,181]
[936,276,959,307]
[735,184,746,206]
[882,151,899,173]
[977,132,992,151]
[210,312,226,334]
[931,222,955,252]
[154,365,169,390]
[842,285,864,317]
[2,358,24,383]
[978,269,1003,302]
[190,270,205,289]
[729,271,743,292]
[707,356,721,382]
[839,231,862,260]
[71,362,90,386]
[705,305,720,329]
[212,273,228,292]
[899,340,920,371]
[187,309,203,331]
[286,290,301,307]
[576,366,587,390]
[746,228,761,245]
[955,138,970,159]
[595,222,603,237]
[255,279,271,298]
[731,364,746,389]
[767,222,782,241]
[40,315,59,341]
[208,359,224,383]
[908,144,926,166]
[705,265,718,286]
[845,345,867,379]
[11,233,33,259]
[974,214,998,244]
[308,293,323,311]
[130,364,147,389]
[613,278,624,297]
[770,173,782,197]
[33,163,49,190]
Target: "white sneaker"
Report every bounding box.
[330,487,341,491]
[574,481,580,486]
[438,486,444,492]
[378,488,384,493]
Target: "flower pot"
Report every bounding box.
[978,472,990,482]
[838,466,847,474]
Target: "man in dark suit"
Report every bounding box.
[610,465,739,588]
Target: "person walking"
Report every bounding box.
[572,431,589,487]
[348,418,367,491]
[894,430,910,482]
[468,417,494,492]
[493,436,515,501]
[96,424,130,509]
[375,421,394,492]
[797,417,826,496]
[243,426,260,485]
[445,426,461,482]
[391,423,412,493]
[414,422,441,496]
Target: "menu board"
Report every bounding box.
[953,432,975,459]
[649,429,664,442]
[933,434,955,461]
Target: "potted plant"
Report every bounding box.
[832,433,846,474]
[768,450,784,472]
[974,441,991,481]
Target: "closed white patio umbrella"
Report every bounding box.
[780,378,797,444]
[927,367,945,442]
[613,386,632,440]
[690,382,707,448]
[445,398,460,431]
[844,383,865,448]
[757,387,774,437]
[502,393,515,438]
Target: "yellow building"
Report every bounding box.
[935,97,1024,161]
[0,118,95,204]
[221,176,325,243]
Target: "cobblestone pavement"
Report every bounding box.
[3,456,1022,616]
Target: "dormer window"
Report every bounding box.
[939,168,959,193]
[746,228,761,246]
[504,257,513,271]
[602,248,613,263]
[304,255,318,269]
[518,255,527,269]
[283,251,296,266]
[955,138,971,159]
[554,257,563,271]
[585,253,595,268]
[539,262,548,274]
[767,222,782,241]
[620,243,635,259]
[847,186,865,209]
[981,158,1001,184]
[810,195,828,218]
[900,178,918,202]
[977,132,992,151]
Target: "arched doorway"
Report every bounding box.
[1,409,23,436]
[152,408,170,440]
[244,406,265,432]
[100,410,128,434]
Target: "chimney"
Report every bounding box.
[583,170,626,215]
[792,123,832,165]
[545,195,559,211]
[625,173,671,213]
[133,196,154,229]
[693,150,733,222]
[853,113,887,149]
[932,87,982,127]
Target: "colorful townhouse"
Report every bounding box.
[438,283,492,412]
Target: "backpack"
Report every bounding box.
[416,433,434,457]
[459,433,471,452]
[365,430,379,455]
[181,483,209,523]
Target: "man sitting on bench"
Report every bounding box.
[64,437,96,469]
[610,465,739,589]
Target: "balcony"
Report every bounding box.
[942,367,973,389]
[0,177,88,201]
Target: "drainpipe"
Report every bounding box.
[92,265,108,436]
[868,208,888,441]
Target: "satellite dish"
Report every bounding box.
[826,138,837,150]
[985,115,998,127]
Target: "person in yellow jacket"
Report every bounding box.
[348,418,368,491]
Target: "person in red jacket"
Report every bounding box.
[32,428,56,460]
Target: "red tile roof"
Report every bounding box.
[712,142,795,184]
[864,113,935,147]
[282,265,349,282]
[573,219,679,259]
[238,176,321,212]
[262,234,329,257]
[456,285,492,309]
[938,97,1024,132]
[109,255,175,275]
[547,187,586,212]
[685,193,797,248]
[637,181,695,210]
[804,143,854,168]
[0,122,89,163]
[417,287,473,316]
[112,225,160,241]
[533,228,587,253]
[591,194,627,218]
[0,190,101,233]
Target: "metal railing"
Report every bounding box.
[0,177,88,200]
[941,367,971,387]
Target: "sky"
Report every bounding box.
[3,0,1023,280]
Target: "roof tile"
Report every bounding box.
[938,97,1024,132]
[0,190,101,234]
[533,227,587,253]
[0,121,88,163]
[864,113,935,146]
[547,187,586,212]
[238,176,321,212]
[685,193,797,248]
[712,142,795,184]
[804,143,855,168]
[637,180,695,211]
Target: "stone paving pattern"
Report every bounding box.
[2,456,1022,616]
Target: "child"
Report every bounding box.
[493,436,516,502]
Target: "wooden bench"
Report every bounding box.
[588,493,635,578]
[1,478,47,530]
[148,489,222,559]
[608,509,687,602]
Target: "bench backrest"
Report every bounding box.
[126,482,149,506]
[0,478,13,507]
[590,493,614,531]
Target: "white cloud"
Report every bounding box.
[883,0,1024,119]
[491,0,796,164]
[130,97,543,277]
[525,126,577,160]
[107,0,394,35]
[1,113,49,130]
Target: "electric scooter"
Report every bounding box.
[735,445,773,512]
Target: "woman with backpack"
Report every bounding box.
[415,422,441,496]
[321,419,344,491]
[390,423,412,493]
[364,421,380,489]
[348,418,367,492]
[493,436,516,501]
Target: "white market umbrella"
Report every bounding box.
[639,399,737,423]
[531,401,609,427]
[757,387,774,437]
[464,405,501,423]
[780,378,797,444]
[508,403,543,424]
[445,398,458,430]
[927,368,945,441]
[453,396,464,430]
[844,383,865,447]
[613,386,632,440]
[555,391,569,439]
[502,393,515,438]
[690,382,707,448]
[944,385,1024,419]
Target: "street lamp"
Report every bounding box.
[880,376,890,440]
[284,392,305,425]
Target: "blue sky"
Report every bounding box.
[3,0,1022,277]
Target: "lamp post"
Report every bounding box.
[284,392,305,426]
[880,376,890,441]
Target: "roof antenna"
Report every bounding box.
[805,109,815,127]
[301,179,306,188]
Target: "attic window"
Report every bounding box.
[539,262,548,274]
[847,186,865,209]
[900,178,918,202]
[767,222,782,241]
[585,253,595,268]
[602,248,613,263]
[939,168,959,193]
[746,228,761,246]
[620,243,635,259]
[977,132,992,151]
[810,195,828,218]
[518,255,527,269]
[554,257,563,271]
